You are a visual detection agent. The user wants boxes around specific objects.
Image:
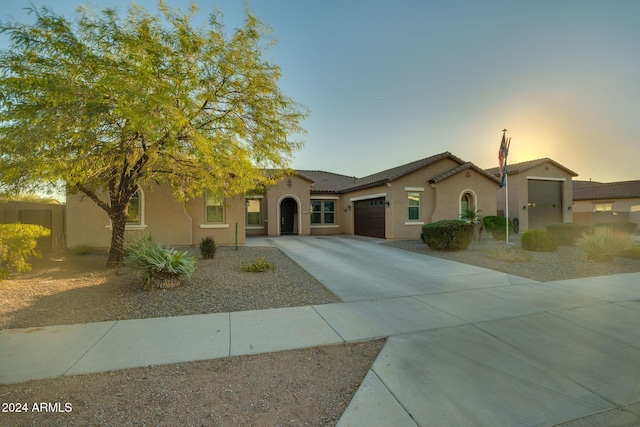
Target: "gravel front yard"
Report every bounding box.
[2,237,639,425]
[382,235,640,282]
[0,246,383,426]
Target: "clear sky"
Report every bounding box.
[2,0,639,183]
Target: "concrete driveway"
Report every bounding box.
[250,236,640,426]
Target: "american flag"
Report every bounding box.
[498,132,510,188]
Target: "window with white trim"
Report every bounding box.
[206,192,224,223]
[311,200,335,224]
[407,192,420,220]
[127,189,141,225]
[246,199,261,225]
[593,203,613,212]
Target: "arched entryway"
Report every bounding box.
[280,197,299,235]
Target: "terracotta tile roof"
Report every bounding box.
[429,162,500,185]
[295,170,358,193]
[573,180,640,200]
[341,152,464,192]
[297,152,500,194]
[485,157,578,177]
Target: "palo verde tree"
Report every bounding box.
[0,2,307,267]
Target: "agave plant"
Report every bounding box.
[125,234,196,289]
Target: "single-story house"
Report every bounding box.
[66,152,500,248]
[572,180,640,227]
[485,158,578,232]
[0,200,66,251]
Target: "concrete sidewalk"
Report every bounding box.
[2,236,640,426]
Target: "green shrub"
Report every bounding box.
[546,223,593,245]
[576,227,633,262]
[521,229,557,252]
[420,220,474,251]
[594,222,637,234]
[486,246,532,263]
[125,234,196,289]
[0,223,51,280]
[482,216,514,239]
[620,245,640,259]
[70,244,100,255]
[240,256,274,272]
[199,236,216,259]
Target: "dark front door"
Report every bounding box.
[354,197,385,238]
[280,198,298,234]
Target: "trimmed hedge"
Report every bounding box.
[482,216,514,239]
[546,223,592,245]
[521,229,557,252]
[420,220,474,251]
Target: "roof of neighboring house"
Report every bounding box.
[429,162,501,185]
[298,152,500,194]
[573,180,640,200]
[485,157,579,177]
[296,170,358,193]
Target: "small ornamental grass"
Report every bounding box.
[199,236,216,259]
[546,223,592,246]
[486,246,533,263]
[575,227,633,262]
[125,234,196,289]
[240,256,274,272]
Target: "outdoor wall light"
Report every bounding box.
[522,205,527,210]
[568,206,572,211]
[385,201,390,207]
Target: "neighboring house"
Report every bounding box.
[572,180,640,227]
[66,152,499,248]
[486,158,578,232]
[0,200,65,251]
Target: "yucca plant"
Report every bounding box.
[575,226,633,262]
[125,234,196,289]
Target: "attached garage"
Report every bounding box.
[354,197,385,238]
[527,179,563,230]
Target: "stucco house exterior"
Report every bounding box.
[485,158,578,232]
[572,180,640,227]
[66,152,500,248]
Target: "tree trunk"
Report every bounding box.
[107,209,128,268]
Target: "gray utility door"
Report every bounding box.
[18,210,53,251]
[527,180,563,230]
[354,198,385,238]
[280,198,298,234]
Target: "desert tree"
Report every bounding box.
[0,1,307,267]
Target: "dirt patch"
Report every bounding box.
[0,340,384,426]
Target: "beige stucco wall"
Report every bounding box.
[67,184,244,249]
[498,163,575,232]
[187,193,246,247]
[341,159,498,240]
[264,175,312,236]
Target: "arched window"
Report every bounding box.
[460,190,477,221]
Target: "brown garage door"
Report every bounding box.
[354,198,385,238]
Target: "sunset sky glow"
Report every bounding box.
[2,0,638,183]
